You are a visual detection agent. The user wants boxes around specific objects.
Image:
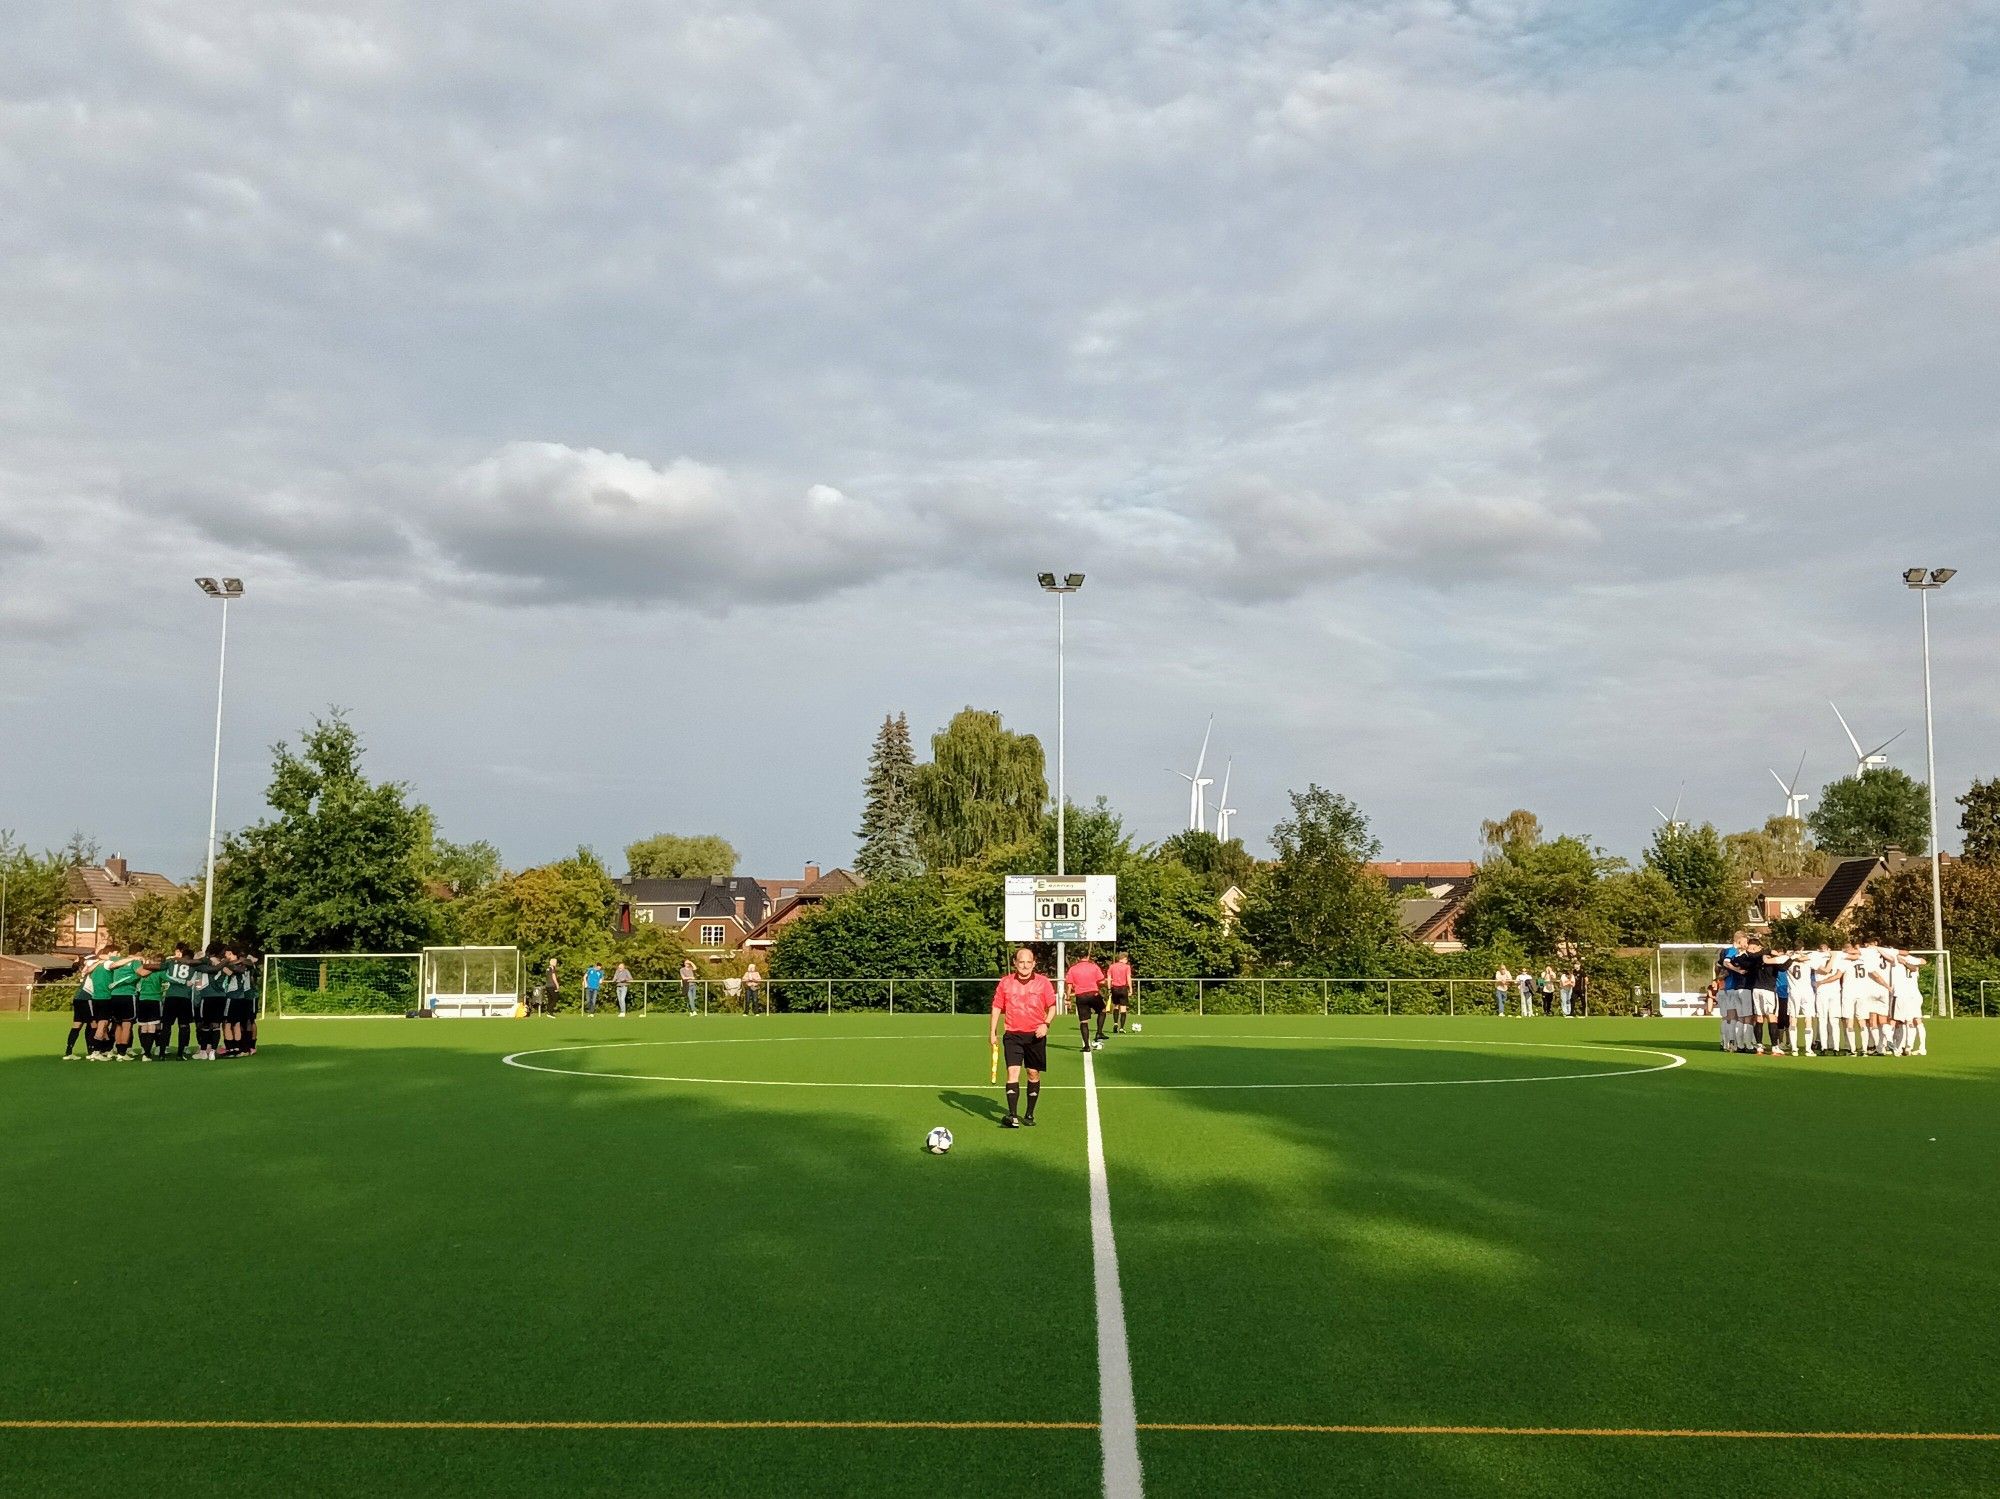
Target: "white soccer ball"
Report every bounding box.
[1130,1022,1142,1033]
[925,1127,953,1155]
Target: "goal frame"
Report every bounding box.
[263,952,424,1019]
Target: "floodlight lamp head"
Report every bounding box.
[1063,572,1085,590]
[1036,572,1057,590]
[195,577,221,597]
[220,578,245,598]
[1931,568,1956,585]
[1903,568,1927,586]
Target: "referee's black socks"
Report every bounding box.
[1024,1082,1039,1120]
[1005,1082,1020,1120]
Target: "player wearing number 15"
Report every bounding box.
[990,947,1058,1130]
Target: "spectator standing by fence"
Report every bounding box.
[613,962,632,1016]
[743,962,762,1016]
[1494,966,1512,1017]
[540,957,560,1016]
[681,957,699,1015]
[1559,969,1575,1017]
[1538,966,1556,1016]
[583,962,603,1016]
[1516,969,1536,1017]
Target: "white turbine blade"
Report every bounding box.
[1791,750,1808,792]
[1830,702,1865,760]
[1652,806,1670,824]
[1217,759,1232,807]
[1670,785,1684,823]
[1865,729,1906,759]
[1191,716,1213,781]
[1769,768,1792,793]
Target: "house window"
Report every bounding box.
[678,907,693,921]
[75,907,99,935]
[699,924,726,947]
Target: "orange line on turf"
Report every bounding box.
[1141,1423,2000,1442]
[0,1419,1093,1433]
[1,1419,1994,1443]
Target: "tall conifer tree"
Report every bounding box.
[855,712,923,880]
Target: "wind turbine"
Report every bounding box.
[1769,753,1810,821]
[1650,786,1686,834]
[1830,702,1904,777]
[1175,717,1215,832]
[1214,760,1236,842]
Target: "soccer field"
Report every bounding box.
[5,1014,1997,1498]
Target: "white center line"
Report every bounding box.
[1083,1050,1144,1499]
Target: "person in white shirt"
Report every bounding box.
[1516,969,1536,1018]
[1888,949,1927,1056]
[1819,944,1863,1055]
[1780,948,1822,1057]
[1494,967,1513,1017]
[1853,944,1896,1055]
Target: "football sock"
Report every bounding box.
[114,1040,128,1057]
[1914,1019,1927,1052]
[64,1024,83,1056]
[1080,1020,1092,1048]
[1025,1082,1039,1120]
[1005,1083,1020,1119]
[1094,1014,1105,1042]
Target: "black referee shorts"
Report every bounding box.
[1001,1031,1048,1071]
[1109,987,1130,1008]
[1073,995,1105,1020]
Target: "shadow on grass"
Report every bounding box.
[937,1089,1006,1123]
[0,1028,1104,1498]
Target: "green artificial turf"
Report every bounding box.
[2,1014,1996,1497]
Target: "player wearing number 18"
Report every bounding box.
[990,947,1058,1129]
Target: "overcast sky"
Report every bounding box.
[2,0,1995,882]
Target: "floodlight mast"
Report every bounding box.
[1037,571,1084,1003]
[1904,565,1955,1009]
[195,577,245,950]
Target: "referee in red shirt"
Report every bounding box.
[990,947,1058,1129]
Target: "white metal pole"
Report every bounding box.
[200,597,229,952]
[1055,589,1066,1006]
[1921,586,1945,994]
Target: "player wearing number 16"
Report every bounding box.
[990,947,1058,1130]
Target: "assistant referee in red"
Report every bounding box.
[990,947,1058,1129]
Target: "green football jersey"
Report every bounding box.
[164,959,196,999]
[106,958,143,997]
[137,967,169,1001]
[88,962,114,999]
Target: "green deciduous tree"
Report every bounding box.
[1959,778,2000,867]
[1238,786,1399,975]
[1157,829,1256,897]
[1643,822,1745,941]
[909,708,1048,871]
[1479,809,1543,861]
[1855,860,2000,959]
[1459,836,1615,955]
[0,833,74,954]
[1115,857,1245,978]
[1595,867,1692,946]
[213,713,439,952]
[767,877,1002,990]
[456,847,628,979]
[854,712,923,881]
[624,833,738,880]
[108,883,207,956]
[1808,770,1930,858]
[1723,816,1829,881]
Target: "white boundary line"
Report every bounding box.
[500,1035,1688,1092]
[1083,1050,1143,1498]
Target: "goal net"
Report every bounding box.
[265,953,423,1018]
[423,946,523,1018]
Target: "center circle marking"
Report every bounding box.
[501,1033,1687,1091]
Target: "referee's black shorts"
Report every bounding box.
[1109,987,1130,1008]
[1073,994,1105,1019]
[1001,1031,1048,1072]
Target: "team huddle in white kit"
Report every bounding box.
[1710,931,1929,1058]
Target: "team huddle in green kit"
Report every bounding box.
[62,942,262,1062]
